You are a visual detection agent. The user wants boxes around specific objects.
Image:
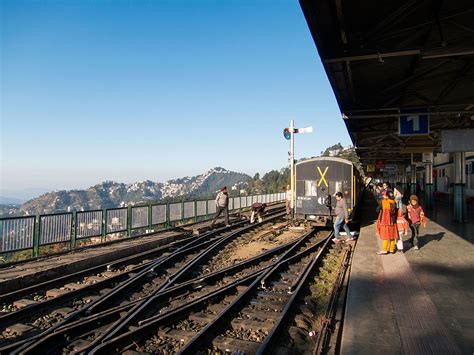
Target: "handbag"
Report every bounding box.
[397,234,404,252]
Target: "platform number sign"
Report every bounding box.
[399,108,429,136]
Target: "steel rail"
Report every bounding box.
[20,236,299,354]
[81,213,286,348]
[7,207,282,352]
[178,230,332,354]
[88,229,328,354]
[1,220,251,354]
[0,236,191,305]
[256,235,333,354]
[89,270,266,354]
[313,246,352,355]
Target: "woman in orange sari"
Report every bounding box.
[376,191,398,254]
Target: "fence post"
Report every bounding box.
[181,199,185,223]
[127,206,132,237]
[102,209,107,243]
[32,216,38,258]
[34,216,41,258]
[194,200,197,223]
[239,193,242,216]
[148,204,152,233]
[166,202,170,228]
[205,199,209,220]
[71,211,77,250]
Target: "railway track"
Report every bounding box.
[84,228,335,354]
[0,208,287,353]
[18,224,304,354]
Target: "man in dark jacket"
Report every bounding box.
[250,202,267,223]
[333,192,353,243]
[210,186,230,227]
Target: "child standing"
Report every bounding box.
[396,208,409,252]
[406,195,426,250]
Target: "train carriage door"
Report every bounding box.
[316,165,332,214]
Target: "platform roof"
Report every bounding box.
[300,0,474,167]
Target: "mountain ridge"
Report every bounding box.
[19,167,250,216]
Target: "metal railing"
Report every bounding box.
[0,192,286,258]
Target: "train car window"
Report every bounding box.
[304,181,318,196]
[334,181,342,195]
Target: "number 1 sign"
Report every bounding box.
[399,108,429,136]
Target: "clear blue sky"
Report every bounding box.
[1,0,351,197]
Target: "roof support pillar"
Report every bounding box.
[410,165,417,196]
[453,152,466,222]
[424,163,433,210]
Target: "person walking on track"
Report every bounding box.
[376,191,398,254]
[250,202,267,223]
[211,186,230,227]
[333,192,353,244]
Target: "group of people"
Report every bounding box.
[376,182,426,254]
[210,182,426,254]
[209,186,267,228]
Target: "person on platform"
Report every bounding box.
[394,183,404,209]
[376,191,398,254]
[406,195,426,250]
[285,184,292,217]
[332,192,353,244]
[379,182,392,200]
[396,207,409,252]
[250,202,267,223]
[210,186,230,227]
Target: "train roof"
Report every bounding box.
[296,157,354,166]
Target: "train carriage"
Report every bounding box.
[295,157,361,226]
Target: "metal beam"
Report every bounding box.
[345,111,474,119]
[361,0,426,47]
[434,62,472,105]
[323,48,474,63]
[363,7,474,45]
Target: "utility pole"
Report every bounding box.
[283,120,312,224]
[289,120,296,222]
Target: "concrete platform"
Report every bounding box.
[341,192,473,354]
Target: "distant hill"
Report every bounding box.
[0,196,24,205]
[19,167,250,215]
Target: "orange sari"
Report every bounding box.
[376,199,398,240]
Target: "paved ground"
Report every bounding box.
[404,206,474,355]
[341,192,473,354]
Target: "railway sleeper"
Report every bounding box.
[213,335,260,354]
[160,328,196,343]
[256,291,290,302]
[230,317,274,332]
[45,288,70,298]
[287,264,304,273]
[63,283,87,291]
[3,323,39,338]
[188,312,217,325]
[249,298,287,310]
[240,308,280,321]
[268,281,293,293]
[12,299,38,309]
